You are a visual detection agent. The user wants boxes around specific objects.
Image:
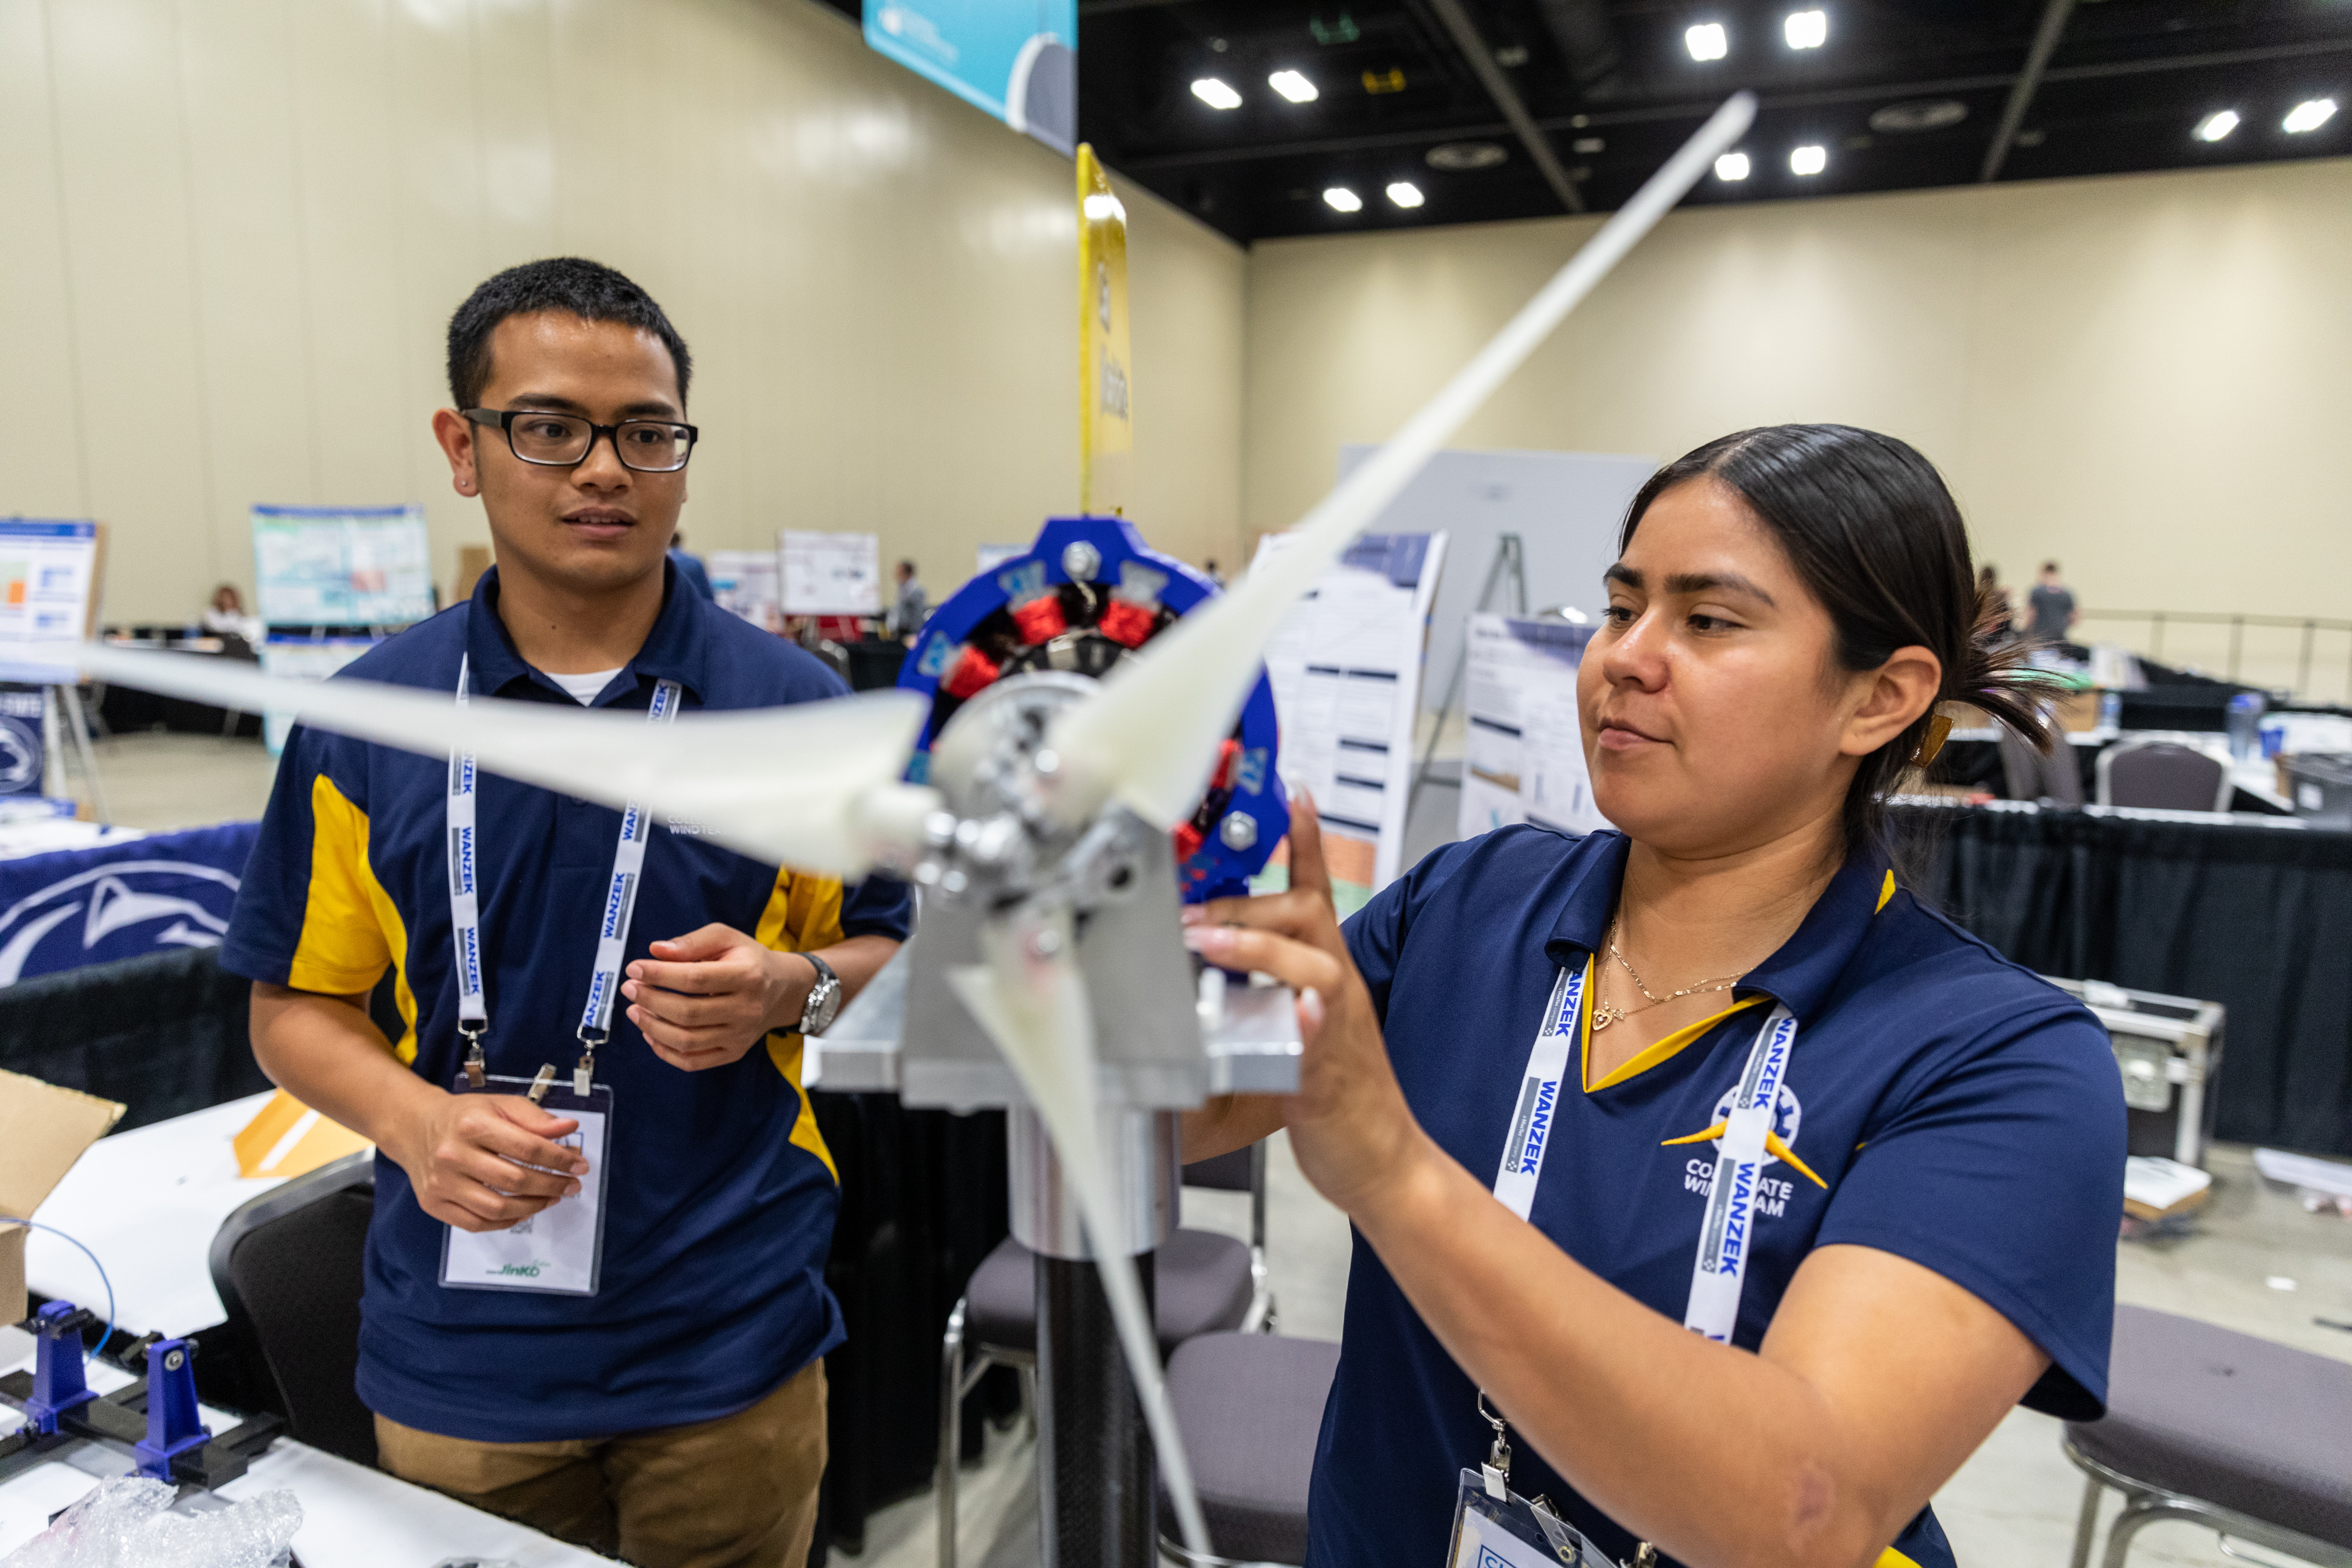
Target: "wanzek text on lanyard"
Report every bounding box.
[1489,957,1799,1344]
[447,655,683,1096]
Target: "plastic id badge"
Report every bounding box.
[1448,1469,1604,1568]
[438,1074,613,1296]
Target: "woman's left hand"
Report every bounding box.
[1181,795,1438,1217]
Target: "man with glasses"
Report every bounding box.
[222,258,909,1567]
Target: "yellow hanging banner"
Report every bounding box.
[1077,144,1132,516]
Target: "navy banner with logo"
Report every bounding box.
[0,822,257,985]
[0,686,45,795]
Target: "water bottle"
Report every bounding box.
[2226,691,2265,760]
[2098,690,2122,732]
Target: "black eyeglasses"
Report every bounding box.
[463,407,699,473]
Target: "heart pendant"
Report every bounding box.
[1591,1004,1623,1031]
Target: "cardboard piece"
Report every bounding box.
[233,1089,373,1179]
[0,1068,126,1322]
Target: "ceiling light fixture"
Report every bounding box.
[1426,141,1509,170]
[2283,98,2337,133]
[1268,69,1319,103]
[1869,99,1967,133]
[2193,109,2240,142]
[1685,22,1728,62]
[1783,9,1827,49]
[1790,143,1827,175]
[1083,193,1127,223]
[1715,151,1751,180]
[1191,77,1242,111]
[1385,180,1425,208]
[1324,185,1362,212]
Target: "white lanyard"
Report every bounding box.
[447,655,681,1094]
[1490,957,1798,1343]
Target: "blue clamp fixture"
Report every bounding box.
[131,1337,212,1481]
[21,1300,100,1437]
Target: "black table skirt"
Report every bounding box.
[1894,804,2352,1156]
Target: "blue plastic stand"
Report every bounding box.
[22,1301,98,1436]
[131,1338,211,1480]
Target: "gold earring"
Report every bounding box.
[1910,711,1954,768]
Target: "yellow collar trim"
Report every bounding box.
[1876,870,1896,913]
[1582,981,1770,1094]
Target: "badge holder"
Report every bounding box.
[1445,1393,1633,1568]
[437,1064,614,1298]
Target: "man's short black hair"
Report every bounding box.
[446,258,693,412]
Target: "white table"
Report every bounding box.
[26,1092,290,1338]
[0,1328,613,1565]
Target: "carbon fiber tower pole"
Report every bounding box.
[1036,1252,1158,1567]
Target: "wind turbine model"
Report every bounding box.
[80,93,1753,1568]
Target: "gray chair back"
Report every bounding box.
[2000,727,2084,805]
[206,1151,377,1465]
[2099,739,2231,812]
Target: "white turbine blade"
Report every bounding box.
[1048,92,1757,829]
[76,644,933,877]
[946,906,1214,1560]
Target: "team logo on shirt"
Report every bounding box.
[1666,1080,1826,1216]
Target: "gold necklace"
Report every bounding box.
[1591,919,1747,1032]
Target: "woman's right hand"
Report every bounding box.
[1182,795,1441,1218]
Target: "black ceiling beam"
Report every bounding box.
[1117,34,2352,170]
[1981,0,2078,182]
[1420,0,1586,210]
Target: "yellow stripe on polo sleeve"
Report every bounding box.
[754,865,847,1182]
[288,775,418,1061]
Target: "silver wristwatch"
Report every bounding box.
[795,952,843,1036]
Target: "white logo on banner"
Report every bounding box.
[0,859,242,985]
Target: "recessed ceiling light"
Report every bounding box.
[1572,136,1605,153]
[1268,69,1319,103]
[1783,9,1826,49]
[2193,109,2240,142]
[1714,151,1751,180]
[1083,193,1127,223]
[1869,99,1967,133]
[1324,185,1363,212]
[1385,180,1425,208]
[2283,97,2337,133]
[1426,141,1509,171]
[1685,22,1728,62]
[1790,143,1827,175]
[1191,77,1242,111]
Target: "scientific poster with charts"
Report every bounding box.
[1458,613,1608,841]
[0,519,104,684]
[709,550,781,630]
[779,531,881,616]
[250,505,434,626]
[1258,530,1446,905]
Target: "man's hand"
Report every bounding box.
[623,923,811,1072]
[386,1089,587,1233]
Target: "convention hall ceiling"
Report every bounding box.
[820,0,2352,242]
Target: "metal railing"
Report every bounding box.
[2075,610,2352,705]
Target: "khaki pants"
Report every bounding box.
[375,1359,826,1568]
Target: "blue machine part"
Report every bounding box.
[18,1300,98,1436]
[132,1337,211,1480]
[899,515,1285,902]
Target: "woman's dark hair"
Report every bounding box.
[1618,423,2057,854]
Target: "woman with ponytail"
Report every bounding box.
[1183,426,2125,1568]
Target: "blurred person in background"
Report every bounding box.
[887,559,927,643]
[668,527,714,600]
[2027,561,2077,648]
[203,583,265,646]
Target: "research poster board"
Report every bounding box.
[779,531,881,617]
[863,0,1076,156]
[1459,613,1608,841]
[709,550,781,630]
[258,638,380,756]
[0,519,105,684]
[252,505,434,627]
[1258,530,1447,905]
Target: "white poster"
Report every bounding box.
[708,550,780,630]
[779,530,881,616]
[0,520,103,684]
[1258,530,1446,899]
[1458,613,1606,841]
[251,506,434,627]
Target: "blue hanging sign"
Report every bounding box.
[864,0,1077,155]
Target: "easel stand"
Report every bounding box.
[42,683,109,825]
[1408,533,1526,814]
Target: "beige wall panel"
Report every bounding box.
[1122,175,1245,572]
[1245,160,2352,678]
[0,0,89,520]
[45,0,219,619]
[174,0,317,596]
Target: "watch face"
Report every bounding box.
[806,977,842,1035]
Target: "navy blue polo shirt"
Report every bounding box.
[222,564,913,1442]
[1307,826,2125,1568]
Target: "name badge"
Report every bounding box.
[437,1074,614,1296]
[1447,1468,1602,1567]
